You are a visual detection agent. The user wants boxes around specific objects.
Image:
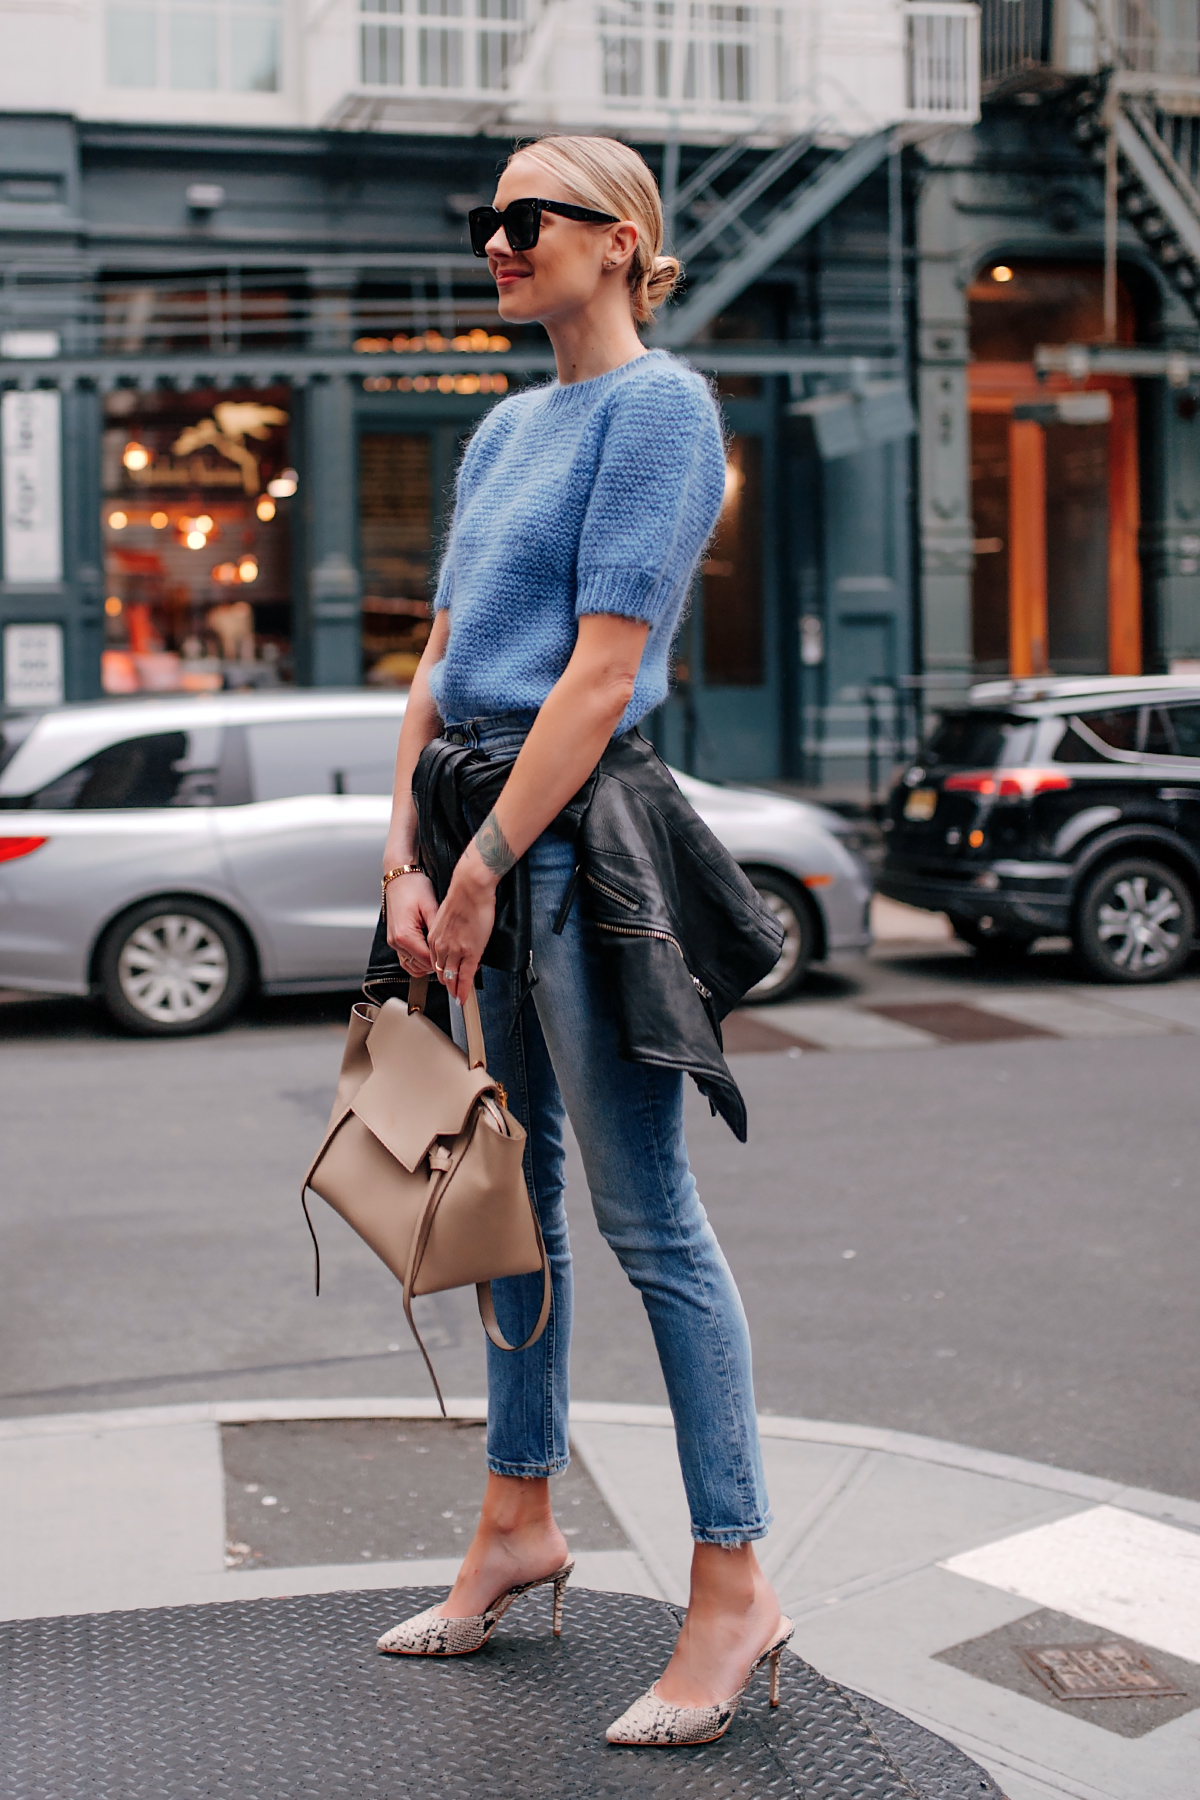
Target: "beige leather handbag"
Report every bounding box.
[301,975,550,1409]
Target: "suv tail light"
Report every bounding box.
[943,769,1072,799]
[0,836,48,864]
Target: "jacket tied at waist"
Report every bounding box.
[366,727,784,1142]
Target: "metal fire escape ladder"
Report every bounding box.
[654,127,896,348]
[1071,73,1200,318]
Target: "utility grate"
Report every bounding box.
[0,1587,1003,1800]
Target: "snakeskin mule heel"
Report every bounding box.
[376,1558,575,1657]
[605,1617,795,1747]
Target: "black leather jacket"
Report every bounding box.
[365,727,783,1141]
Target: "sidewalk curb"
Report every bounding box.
[4,1396,1197,1530]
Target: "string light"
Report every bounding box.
[256,496,276,521]
[108,511,128,529]
[150,511,169,529]
[122,440,150,471]
[237,556,259,583]
[991,265,1014,283]
[104,596,123,616]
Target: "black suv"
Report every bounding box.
[879,677,1200,982]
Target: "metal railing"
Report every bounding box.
[349,0,980,132]
[905,2,981,119]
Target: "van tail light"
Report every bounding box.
[0,836,48,864]
[943,770,1072,799]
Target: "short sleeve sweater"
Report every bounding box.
[427,348,726,735]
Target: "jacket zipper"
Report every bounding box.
[595,921,715,1000]
[586,872,640,911]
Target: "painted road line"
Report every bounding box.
[941,1504,1200,1666]
[968,991,1174,1039]
[867,1001,1056,1044]
[758,1001,941,1051]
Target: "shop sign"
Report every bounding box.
[3,622,64,707]
[2,390,62,584]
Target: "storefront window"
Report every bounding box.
[101,388,294,694]
[359,431,434,686]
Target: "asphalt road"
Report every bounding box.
[2,937,1198,1503]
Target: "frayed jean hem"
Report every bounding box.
[690,1517,772,1546]
[486,1456,572,1479]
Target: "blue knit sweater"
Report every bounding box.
[428,349,726,734]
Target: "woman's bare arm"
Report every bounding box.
[427,612,649,1001]
[382,610,450,974]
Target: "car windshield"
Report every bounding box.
[921,711,1033,770]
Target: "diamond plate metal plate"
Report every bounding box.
[0,1587,1002,1800]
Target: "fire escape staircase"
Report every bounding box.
[1069,73,1200,323]
[653,127,896,348]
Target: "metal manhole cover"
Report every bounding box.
[1020,1640,1187,1701]
[0,1587,1003,1800]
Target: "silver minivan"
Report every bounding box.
[0,693,871,1033]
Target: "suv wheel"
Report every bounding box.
[97,898,251,1035]
[742,872,814,1004]
[1076,858,1195,984]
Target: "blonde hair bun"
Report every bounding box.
[512,136,681,324]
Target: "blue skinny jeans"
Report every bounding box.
[444,714,770,1545]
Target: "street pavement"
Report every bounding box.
[2,900,1197,1498]
[3,900,1200,1799]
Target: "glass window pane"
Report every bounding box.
[107,8,157,86]
[28,731,222,810]
[702,435,762,686]
[246,718,401,800]
[925,712,1033,768]
[169,9,219,89]
[1076,706,1140,751]
[1165,702,1200,757]
[362,20,404,80]
[231,13,279,88]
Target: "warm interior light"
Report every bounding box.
[108,510,128,529]
[256,496,276,522]
[150,510,169,529]
[212,562,239,584]
[186,530,207,550]
[122,440,150,472]
[267,468,298,498]
[968,829,985,848]
[487,334,511,351]
[104,595,123,617]
[194,514,214,534]
[991,264,1014,283]
[237,556,259,582]
[723,461,743,504]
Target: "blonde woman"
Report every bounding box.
[377,134,791,1747]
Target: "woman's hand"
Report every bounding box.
[426,847,497,1006]
[384,872,440,979]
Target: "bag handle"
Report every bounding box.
[407,969,486,1070]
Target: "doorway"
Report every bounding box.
[661,388,780,779]
[967,262,1141,677]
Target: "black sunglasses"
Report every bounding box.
[468,196,620,258]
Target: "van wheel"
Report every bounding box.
[97,898,251,1035]
[742,872,815,1004]
[1076,858,1195,984]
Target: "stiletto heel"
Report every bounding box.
[606,1617,795,1747]
[551,1566,569,1637]
[377,1558,575,1657]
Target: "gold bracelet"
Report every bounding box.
[382,864,423,906]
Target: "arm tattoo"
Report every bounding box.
[474,809,517,878]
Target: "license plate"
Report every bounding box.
[903,787,937,822]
